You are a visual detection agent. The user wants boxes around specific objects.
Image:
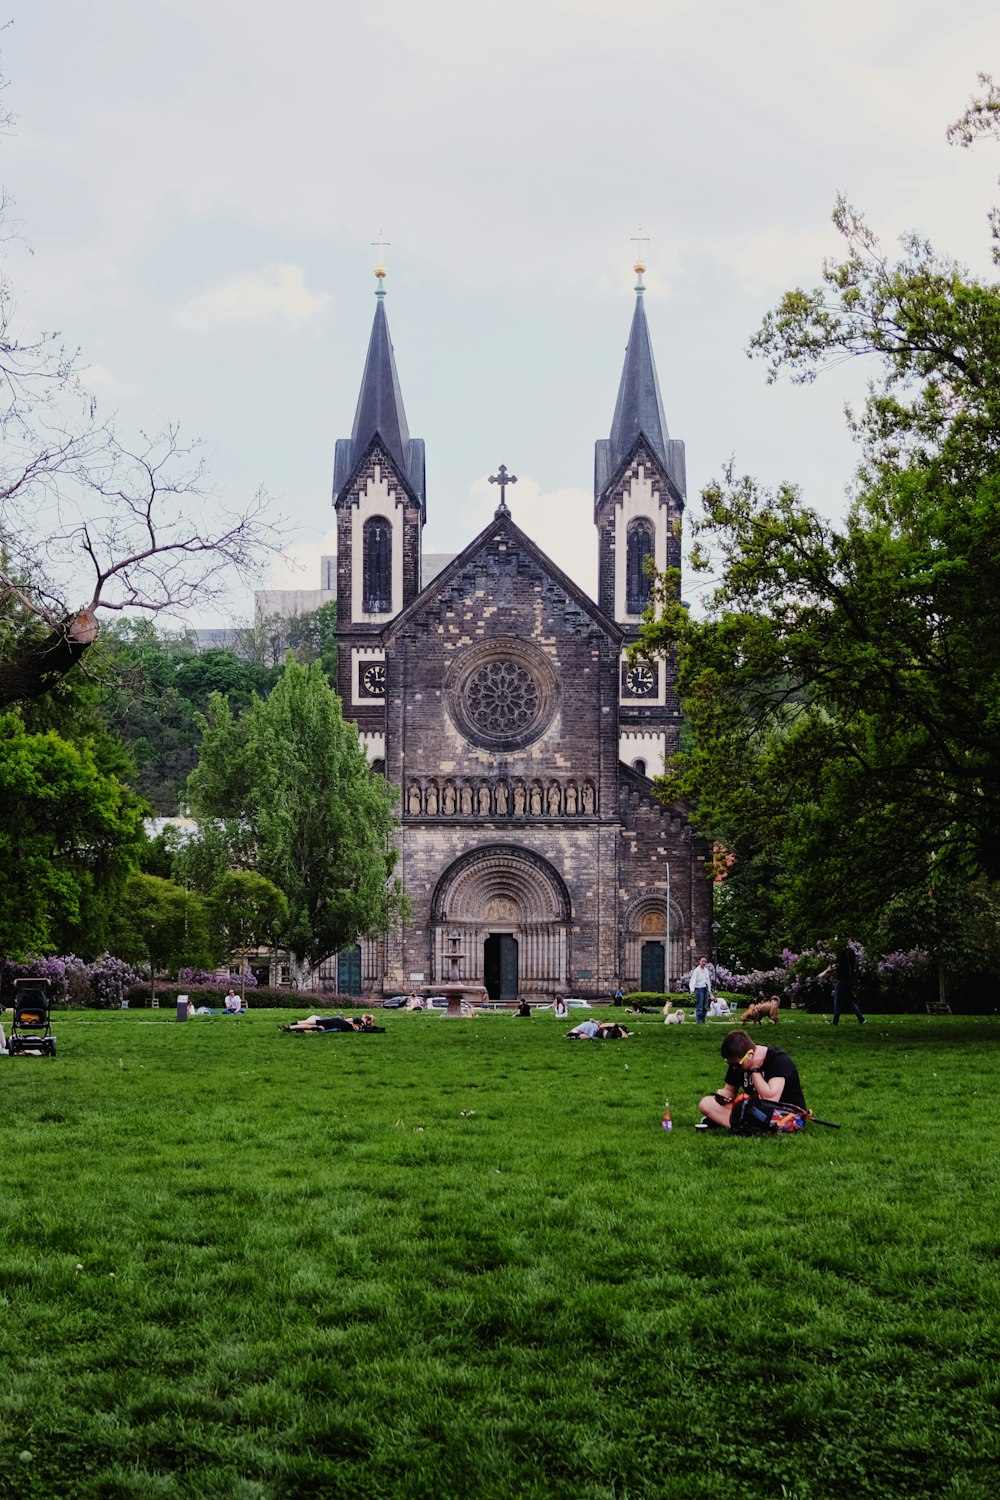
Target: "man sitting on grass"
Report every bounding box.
[280,1013,385,1033]
[697,1029,806,1130]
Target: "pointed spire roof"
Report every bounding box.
[607,272,670,475]
[350,294,411,474]
[333,267,425,511]
[595,261,685,507]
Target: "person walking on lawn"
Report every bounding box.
[689,957,712,1024]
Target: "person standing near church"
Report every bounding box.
[688,957,712,1024]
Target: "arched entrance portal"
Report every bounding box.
[431,845,571,999]
[623,895,685,993]
[484,933,519,1000]
[640,940,665,993]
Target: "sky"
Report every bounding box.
[6,0,1000,626]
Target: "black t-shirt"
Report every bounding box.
[725,1047,806,1111]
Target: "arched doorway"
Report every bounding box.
[484,933,519,1000]
[623,895,684,993]
[431,845,571,998]
[640,940,665,992]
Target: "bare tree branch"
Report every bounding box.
[1,424,283,706]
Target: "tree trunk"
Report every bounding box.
[0,611,99,708]
[927,961,952,1014]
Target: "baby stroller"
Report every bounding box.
[8,978,57,1057]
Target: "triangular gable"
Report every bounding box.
[594,433,685,522]
[382,509,623,646]
[333,432,426,519]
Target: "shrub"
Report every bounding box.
[124,984,344,1010]
[177,968,259,991]
[89,954,139,1009]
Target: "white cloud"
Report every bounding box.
[262,530,338,592]
[716,226,844,298]
[80,361,134,401]
[175,264,331,333]
[468,475,598,598]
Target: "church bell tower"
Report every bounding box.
[332,253,425,756]
[594,254,686,776]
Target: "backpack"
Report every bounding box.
[730,1094,806,1135]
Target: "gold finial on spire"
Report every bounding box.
[372,229,390,286]
[631,226,649,280]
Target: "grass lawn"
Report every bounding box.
[0,1006,997,1499]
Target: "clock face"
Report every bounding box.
[623,663,656,698]
[360,662,386,698]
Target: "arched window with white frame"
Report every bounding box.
[363,516,392,613]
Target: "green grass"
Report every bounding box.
[1,1008,997,1499]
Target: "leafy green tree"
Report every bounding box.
[640,84,1000,975]
[187,659,404,984]
[0,710,144,958]
[285,601,338,679]
[210,871,289,997]
[111,874,215,999]
[97,620,281,814]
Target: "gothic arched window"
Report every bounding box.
[626,519,654,614]
[363,516,392,613]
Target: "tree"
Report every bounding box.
[111,873,214,1000]
[186,659,405,984]
[0,57,280,708]
[0,709,144,958]
[640,82,1000,972]
[1,424,280,707]
[97,619,280,813]
[210,871,289,998]
[284,601,338,679]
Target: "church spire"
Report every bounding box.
[593,248,685,623]
[333,253,425,510]
[606,256,671,478]
[350,273,411,478]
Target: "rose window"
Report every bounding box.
[465,660,539,736]
[447,639,558,750]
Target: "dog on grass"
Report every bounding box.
[740,995,780,1025]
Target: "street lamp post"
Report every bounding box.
[665,862,671,996]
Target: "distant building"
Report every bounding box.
[323,260,709,1000]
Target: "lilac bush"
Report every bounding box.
[89,953,140,1008]
[2,956,68,1000]
[177,968,258,991]
[715,941,934,1010]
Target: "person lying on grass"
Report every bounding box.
[565,1020,632,1040]
[280,1014,385,1033]
[697,1028,806,1129]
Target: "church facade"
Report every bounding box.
[330,265,710,1000]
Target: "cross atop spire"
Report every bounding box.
[631,227,649,294]
[372,229,390,298]
[489,463,517,515]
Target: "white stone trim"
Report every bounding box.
[619,730,666,778]
[352,646,386,707]
[618,647,666,707]
[350,466,405,623]
[358,731,386,764]
[613,466,668,622]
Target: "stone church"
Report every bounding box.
[326,261,710,1000]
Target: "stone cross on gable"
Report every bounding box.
[489,463,517,515]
